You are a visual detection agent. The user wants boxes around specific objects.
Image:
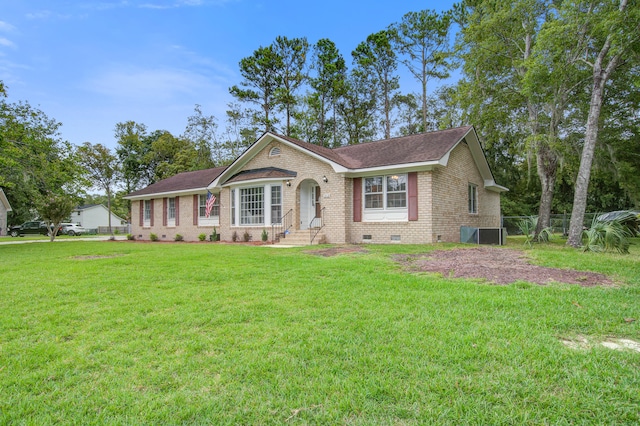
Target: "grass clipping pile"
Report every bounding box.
[395,247,614,287]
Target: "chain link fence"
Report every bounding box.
[501,213,599,236]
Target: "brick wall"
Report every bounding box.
[129,137,502,244]
[218,140,349,244]
[130,196,218,241]
[431,141,501,243]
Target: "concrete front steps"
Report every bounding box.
[274,229,325,246]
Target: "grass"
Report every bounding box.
[1,239,639,424]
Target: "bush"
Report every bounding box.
[243,231,251,242]
[174,234,184,242]
[126,233,135,241]
[517,216,553,248]
[198,233,207,241]
[232,231,238,242]
[150,233,158,241]
[583,216,633,254]
[211,227,218,241]
[261,229,268,242]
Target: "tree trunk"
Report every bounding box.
[107,190,113,236]
[566,43,621,247]
[535,143,558,237]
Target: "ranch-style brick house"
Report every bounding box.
[124,126,507,244]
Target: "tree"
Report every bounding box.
[352,30,400,139]
[273,36,309,136]
[455,0,574,237]
[182,104,219,167]
[230,45,283,132]
[144,131,198,181]
[309,38,347,146]
[390,9,453,132]
[222,102,260,161]
[78,142,120,236]
[336,69,378,145]
[115,121,150,194]
[39,192,76,242]
[564,0,640,247]
[0,100,80,225]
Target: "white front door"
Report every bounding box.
[299,180,319,230]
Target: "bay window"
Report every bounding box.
[240,187,264,225]
[230,184,283,226]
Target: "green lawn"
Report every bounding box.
[1,239,639,424]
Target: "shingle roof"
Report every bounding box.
[275,126,473,169]
[127,127,480,197]
[333,126,473,169]
[126,166,226,198]
[226,167,297,184]
[277,134,351,167]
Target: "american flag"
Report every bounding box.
[205,191,216,217]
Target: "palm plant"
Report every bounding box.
[582,215,633,254]
[517,216,553,248]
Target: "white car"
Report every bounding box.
[60,223,86,236]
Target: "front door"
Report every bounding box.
[300,180,320,230]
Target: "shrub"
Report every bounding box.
[517,216,552,248]
[243,231,251,242]
[198,233,207,241]
[150,233,158,241]
[583,216,633,254]
[174,234,184,242]
[211,227,218,241]
[261,229,268,242]
[126,233,135,241]
[232,231,238,242]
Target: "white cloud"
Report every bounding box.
[0,21,16,32]
[85,66,220,101]
[0,38,16,49]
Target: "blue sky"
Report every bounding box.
[1,0,456,150]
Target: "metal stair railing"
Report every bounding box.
[271,209,293,243]
[309,207,326,245]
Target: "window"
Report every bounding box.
[168,198,176,221]
[364,174,407,209]
[240,187,264,225]
[271,185,282,224]
[386,175,407,208]
[144,200,151,223]
[468,183,478,214]
[199,194,219,218]
[364,176,384,208]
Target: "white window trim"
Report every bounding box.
[469,183,478,214]
[167,197,176,227]
[362,174,408,222]
[198,193,219,226]
[230,182,283,227]
[143,200,151,227]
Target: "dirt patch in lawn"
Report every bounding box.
[394,246,615,286]
[307,246,369,257]
[72,254,125,260]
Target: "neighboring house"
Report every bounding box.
[0,188,12,236]
[72,204,127,230]
[124,126,507,244]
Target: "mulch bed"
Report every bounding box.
[393,246,615,287]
